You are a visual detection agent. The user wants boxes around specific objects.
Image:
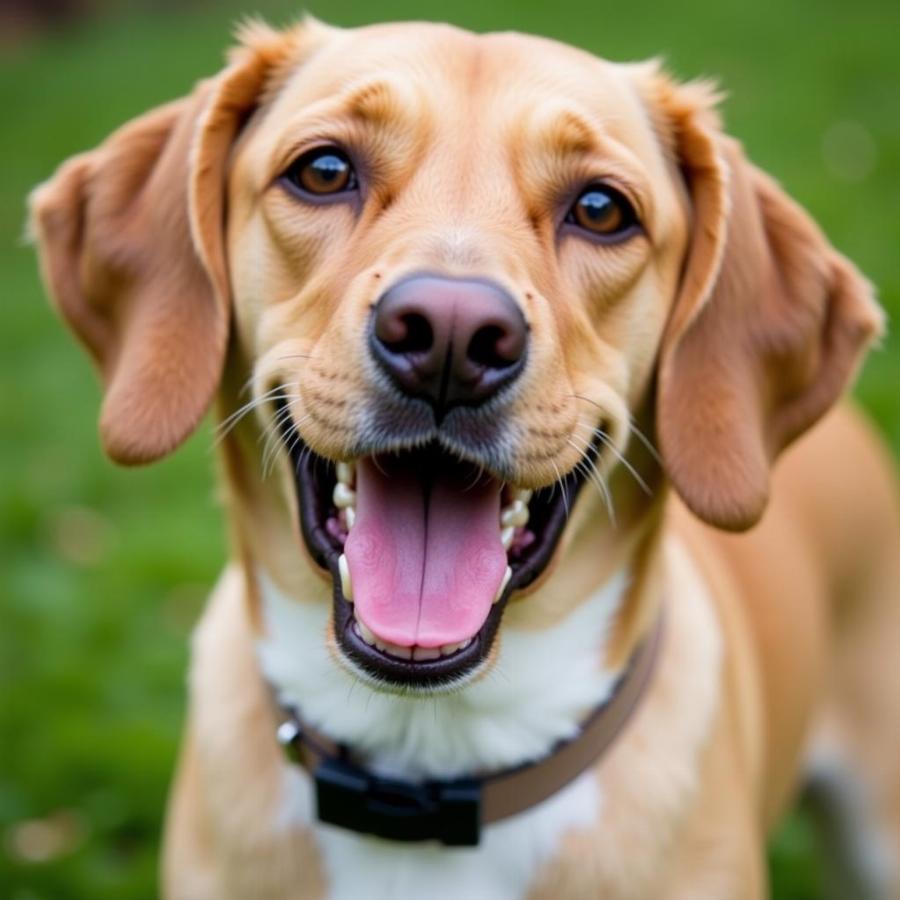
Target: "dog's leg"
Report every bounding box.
[810,437,900,900]
[662,792,769,900]
[162,730,224,900]
[801,736,895,900]
[808,609,900,900]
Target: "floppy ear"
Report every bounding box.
[28,20,321,464]
[649,74,884,531]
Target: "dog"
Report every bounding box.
[30,17,900,899]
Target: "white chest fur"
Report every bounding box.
[256,570,628,899]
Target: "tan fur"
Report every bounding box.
[31,19,899,899]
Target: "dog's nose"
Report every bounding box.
[370,274,528,414]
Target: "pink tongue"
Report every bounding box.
[344,459,507,648]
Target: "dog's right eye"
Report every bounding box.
[281,147,358,199]
[564,184,641,242]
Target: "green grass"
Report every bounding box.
[1,1,898,896]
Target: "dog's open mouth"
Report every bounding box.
[280,407,599,687]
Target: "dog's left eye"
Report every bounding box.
[566,185,639,239]
[281,147,358,198]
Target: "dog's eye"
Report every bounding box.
[282,147,358,197]
[566,185,638,239]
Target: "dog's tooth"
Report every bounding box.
[493,566,512,604]
[501,526,515,550]
[412,646,441,661]
[336,461,355,486]
[338,553,353,601]
[501,500,529,528]
[383,641,413,660]
[344,507,356,529]
[439,639,476,655]
[358,622,376,646]
[333,482,356,509]
[513,488,533,505]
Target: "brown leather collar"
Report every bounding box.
[272,610,664,846]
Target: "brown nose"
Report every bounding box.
[370,274,528,416]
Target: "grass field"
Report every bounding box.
[1,0,898,896]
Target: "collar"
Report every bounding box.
[272,610,664,847]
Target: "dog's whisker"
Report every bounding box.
[570,435,615,520]
[260,438,281,479]
[569,393,612,423]
[216,391,278,439]
[567,436,616,525]
[463,461,489,493]
[259,405,295,476]
[215,384,297,443]
[237,371,257,400]
[287,417,313,467]
[595,430,652,498]
[298,443,313,470]
[577,422,652,497]
[261,410,312,478]
[587,460,617,528]
[625,416,662,465]
[580,460,616,528]
[569,392,662,468]
[285,414,309,463]
[256,401,293,449]
[550,459,570,520]
[213,397,295,450]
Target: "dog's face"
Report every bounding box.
[225,24,690,684]
[31,20,881,691]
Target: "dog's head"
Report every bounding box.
[31,20,882,690]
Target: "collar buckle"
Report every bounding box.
[314,756,481,846]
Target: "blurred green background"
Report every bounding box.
[1,0,897,896]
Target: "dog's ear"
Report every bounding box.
[644,70,884,531]
[29,20,327,464]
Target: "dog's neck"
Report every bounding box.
[255,517,663,781]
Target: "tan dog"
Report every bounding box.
[31,18,900,899]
